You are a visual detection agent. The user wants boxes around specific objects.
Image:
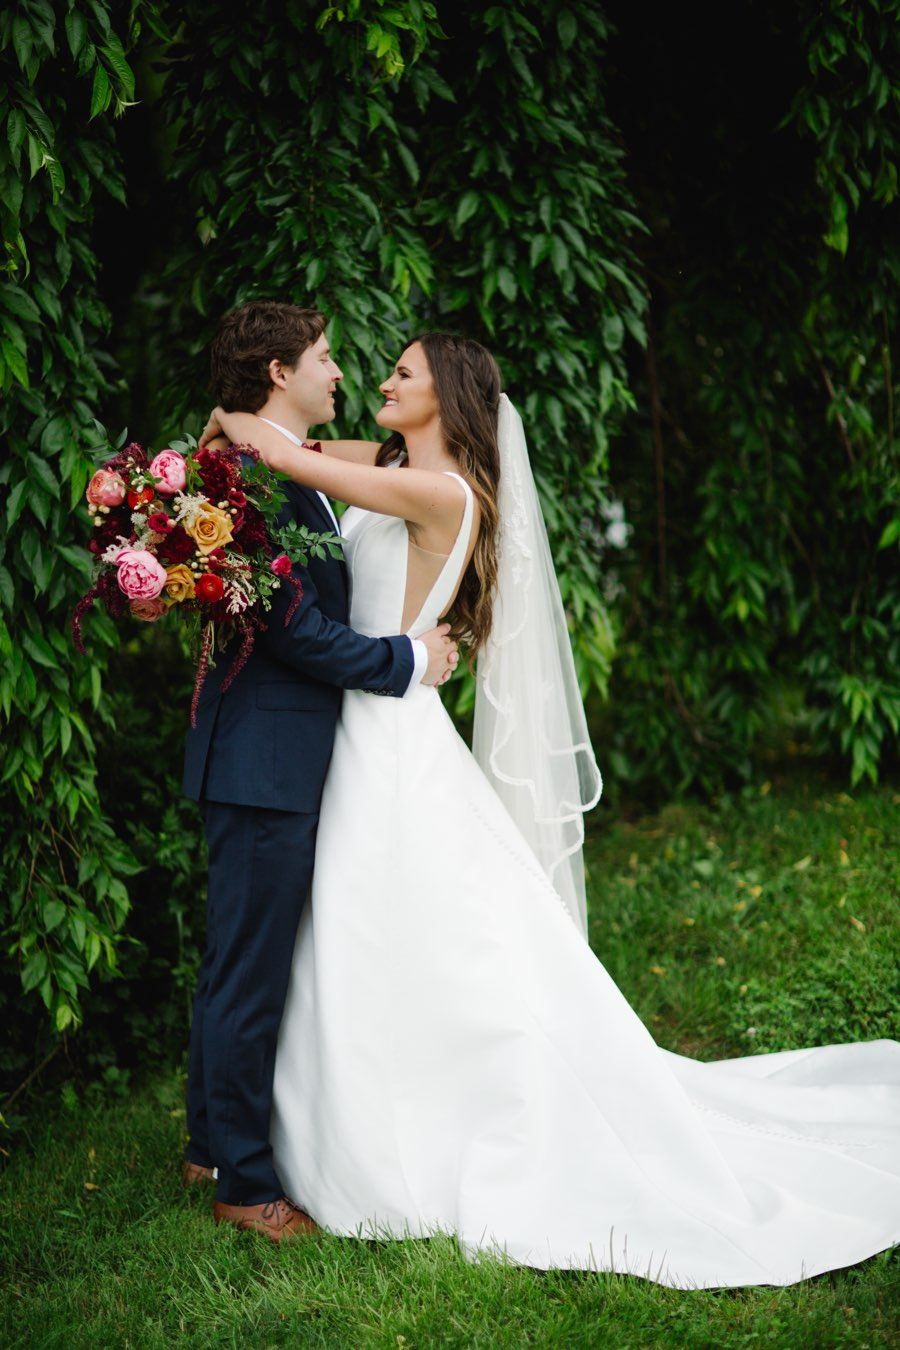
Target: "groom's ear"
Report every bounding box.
[268,357,289,389]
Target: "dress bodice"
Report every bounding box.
[339,471,474,639]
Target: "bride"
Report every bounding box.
[207,332,899,1290]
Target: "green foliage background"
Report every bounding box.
[0,0,897,1081]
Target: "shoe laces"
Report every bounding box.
[260,1198,301,1224]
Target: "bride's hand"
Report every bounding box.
[200,408,225,450]
[206,407,293,474]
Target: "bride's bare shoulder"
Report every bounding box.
[411,468,481,556]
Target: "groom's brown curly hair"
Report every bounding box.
[210,300,326,412]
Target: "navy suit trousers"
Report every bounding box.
[184,800,317,1205]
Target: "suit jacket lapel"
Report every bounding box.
[299,484,336,534]
[296,485,349,598]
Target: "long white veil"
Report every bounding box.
[473,394,603,938]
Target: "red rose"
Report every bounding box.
[195,573,225,603]
[127,486,155,509]
[227,488,247,508]
[147,511,173,535]
[271,553,292,577]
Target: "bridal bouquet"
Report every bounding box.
[72,436,341,724]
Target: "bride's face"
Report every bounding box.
[376,343,439,435]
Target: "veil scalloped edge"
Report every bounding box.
[473,394,602,937]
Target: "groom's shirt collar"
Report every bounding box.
[257,417,340,534]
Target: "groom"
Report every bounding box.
[181,300,458,1241]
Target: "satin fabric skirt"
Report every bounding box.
[271,685,900,1289]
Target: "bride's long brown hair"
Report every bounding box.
[375,332,502,656]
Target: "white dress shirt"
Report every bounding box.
[256,417,427,694]
[258,417,340,531]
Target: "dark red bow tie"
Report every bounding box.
[301,441,323,453]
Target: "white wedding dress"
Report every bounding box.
[271,471,899,1289]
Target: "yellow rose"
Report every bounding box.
[165,564,196,603]
[185,502,234,555]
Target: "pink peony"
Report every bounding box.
[148,449,187,497]
[271,553,292,577]
[86,468,127,507]
[130,596,168,622]
[115,548,167,600]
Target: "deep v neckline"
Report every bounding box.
[402,472,475,636]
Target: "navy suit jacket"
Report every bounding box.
[181,472,414,813]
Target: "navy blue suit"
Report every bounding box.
[182,470,413,1205]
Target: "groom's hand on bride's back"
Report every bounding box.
[419,623,459,687]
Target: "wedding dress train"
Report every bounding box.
[270,472,899,1289]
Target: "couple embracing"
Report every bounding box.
[181,300,899,1288]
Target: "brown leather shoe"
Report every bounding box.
[182,1161,216,1187]
[213,1196,318,1242]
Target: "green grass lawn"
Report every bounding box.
[2,775,898,1347]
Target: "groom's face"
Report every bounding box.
[275,333,343,427]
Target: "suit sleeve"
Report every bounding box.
[258,483,414,697]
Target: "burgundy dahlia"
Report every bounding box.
[156,524,195,564]
[234,507,267,553]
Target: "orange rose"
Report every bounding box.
[165,564,196,603]
[185,502,234,555]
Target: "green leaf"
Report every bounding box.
[27,453,60,498]
[6,479,29,528]
[0,565,13,610]
[12,16,33,71]
[20,91,56,147]
[65,10,88,59]
[100,39,136,100]
[2,339,30,388]
[877,518,900,549]
[557,10,578,49]
[43,898,67,932]
[29,487,52,530]
[602,313,624,352]
[40,416,69,453]
[21,951,48,994]
[27,133,45,180]
[455,191,480,229]
[0,284,40,323]
[46,156,65,201]
[23,633,60,670]
[549,235,570,276]
[396,139,419,185]
[529,234,549,268]
[71,914,87,951]
[85,931,102,971]
[7,109,26,167]
[90,64,111,120]
[496,266,517,301]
